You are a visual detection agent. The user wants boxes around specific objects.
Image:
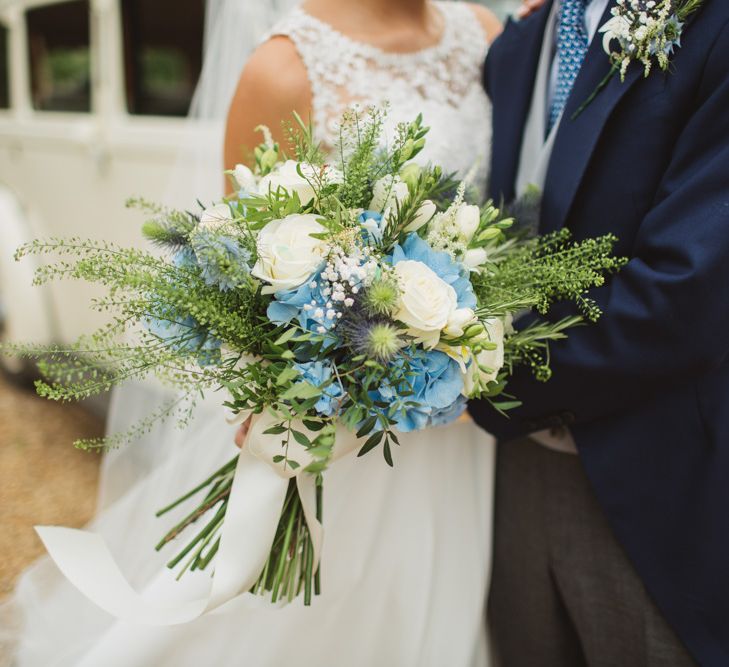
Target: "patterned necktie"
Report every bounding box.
[548,0,589,133]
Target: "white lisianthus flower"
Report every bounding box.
[259,161,341,205]
[437,342,472,374]
[462,317,506,396]
[453,204,481,241]
[600,15,631,53]
[463,247,489,270]
[198,203,234,232]
[369,175,410,214]
[404,200,437,233]
[233,164,257,193]
[393,259,461,349]
[444,307,477,338]
[252,214,328,294]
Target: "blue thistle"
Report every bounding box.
[189,230,251,291]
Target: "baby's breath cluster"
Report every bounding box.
[304,245,378,333]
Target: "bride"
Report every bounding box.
[4,1,517,665]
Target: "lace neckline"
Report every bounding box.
[292,2,454,63]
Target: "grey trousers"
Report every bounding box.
[488,437,696,667]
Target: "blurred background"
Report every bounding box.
[0,0,520,601]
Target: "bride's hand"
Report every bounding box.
[234,416,253,449]
[517,0,548,19]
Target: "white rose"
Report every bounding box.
[463,247,488,270]
[454,204,481,241]
[259,160,340,205]
[251,214,328,294]
[393,260,459,349]
[369,175,410,214]
[463,318,506,396]
[198,203,233,232]
[233,164,257,193]
[404,200,436,233]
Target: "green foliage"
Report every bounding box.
[474,229,626,322]
[129,198,197,251]
[336,107,386,209]
[504,316,585,383]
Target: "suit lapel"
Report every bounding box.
[541,0,643,234]
[488,2,554,203]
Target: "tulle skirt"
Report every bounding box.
[3,380,495,667]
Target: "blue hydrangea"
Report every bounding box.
[189,230,251,291]
[293,360,344,417]
[429,394,468,427]
[266,269,337,334]
[147,314,221,367]
[371,349,465,432]
[359,210,384,245]
[389,233,476,310]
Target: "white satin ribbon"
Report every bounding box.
[34,411,357,626]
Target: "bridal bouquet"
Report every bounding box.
[7,109,624,612]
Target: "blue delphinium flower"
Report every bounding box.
[293,360,343,417]
[372,349,465,432]
[189,229,251,291]
[147,313,222,366]
[359,210,384,245]
[389,233,476,310]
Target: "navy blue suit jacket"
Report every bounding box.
[469,1,729,664]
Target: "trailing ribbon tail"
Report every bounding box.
[36,446,291,626]
[34,410,357,625]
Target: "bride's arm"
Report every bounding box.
[466,3,504,44]
[224,37,312,194]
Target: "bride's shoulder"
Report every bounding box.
[459,2,503,44]
[231,36,310,119]
[225,37,311,169]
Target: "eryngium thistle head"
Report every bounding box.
[363,277,400,317]
[340,317,403,362]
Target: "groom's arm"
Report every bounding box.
[471,20,729,441]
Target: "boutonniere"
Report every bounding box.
[574,0,704,119]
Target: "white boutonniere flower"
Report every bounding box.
[575,0,703,118]
[600,0,690,81]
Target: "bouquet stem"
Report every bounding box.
[157,455,322,605]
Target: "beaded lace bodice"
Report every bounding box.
[268,1,492,188]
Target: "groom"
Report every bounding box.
[470,0,729,665]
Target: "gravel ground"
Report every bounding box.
[0,374,102,598]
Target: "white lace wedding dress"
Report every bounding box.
[4,3,495,666]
